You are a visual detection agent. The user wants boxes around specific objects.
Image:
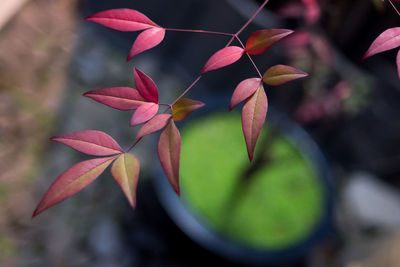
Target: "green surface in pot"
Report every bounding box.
[180,113,324,249]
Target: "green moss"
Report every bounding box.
[180,113,324,249]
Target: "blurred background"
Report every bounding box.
[1,0,400,266]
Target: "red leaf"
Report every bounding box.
[127,28,166,61]
[33,156,116,217]
[363,27,400,59]
[51,130,123,156]
[136,114,172,140]
[245,29,293,55]
[111,153,140,208]
[172,98,205,122]
[158,120,181,195]
[85,9,158,32]
[241,86,268,162]
[201,46,244,75]
[263,64,308,86]
[130,103,159,126]
[397,49,400,79]
[133,68,159,103]
[229,78,261,111]
[83,87,146,110]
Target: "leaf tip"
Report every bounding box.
[248,154,254,162]
[32,208,39,218]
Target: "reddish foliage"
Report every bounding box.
[34,1,310,216]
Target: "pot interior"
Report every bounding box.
[180,113,325,250]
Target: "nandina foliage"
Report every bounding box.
[363,27,400,79]
[33,3,308,217]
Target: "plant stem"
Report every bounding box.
[126,138,141,153]
[170,0,269,104]
[165,75,203,112]
[125,0,270,152]
[235,36,262,78]
[387,0,400,17]
[165,28,234,37]
[226,0,270,46]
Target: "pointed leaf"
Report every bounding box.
[172,98,205,122]
[363,27,400,59]
[130,103,159,126]
[85,9,158,32]
[229,78,261,111]
[51,130,123,156]
[127,28,166,61]
[245,29,294,55]
[83,87,146,110]
[158,120,181,195]
[242,86,268,162]
[201,46,244,75]
[134,68,159,103]
[136,114,172,140]
[111,153,140,208]
[33,156,116,217]
[397,49,400,79]
[263,64,308,86]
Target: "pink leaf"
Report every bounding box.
[111,153,140,208]
[241,86,268,162]
[130,103,159,126]
[51,130,123,156]
[229,78,261,111]
[133,68,159,103]
[158,120,181,195]
[245,29,293,55]
[33,156,116,217]
[363,27,400,59]
[127,28,166,61]
[83,87,146,110]
[172,98,205,122]
[85,9,158,32]
[136,114,172,140]
[263,64,308,86]
[201,46,244,75]
[397,49,400,79]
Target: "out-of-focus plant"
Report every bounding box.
[32,0,308,217]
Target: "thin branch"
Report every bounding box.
[126,138,141,153]
[235,0,270,37]
[165,28,234,37]
[387,0,400,17]
[125,0,270,151]
[226,0,270,46]
[235,36,262,78]
[170,75,202,108]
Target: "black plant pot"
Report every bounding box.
[152,108,334,265]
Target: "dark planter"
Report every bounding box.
[153,108,334,265]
